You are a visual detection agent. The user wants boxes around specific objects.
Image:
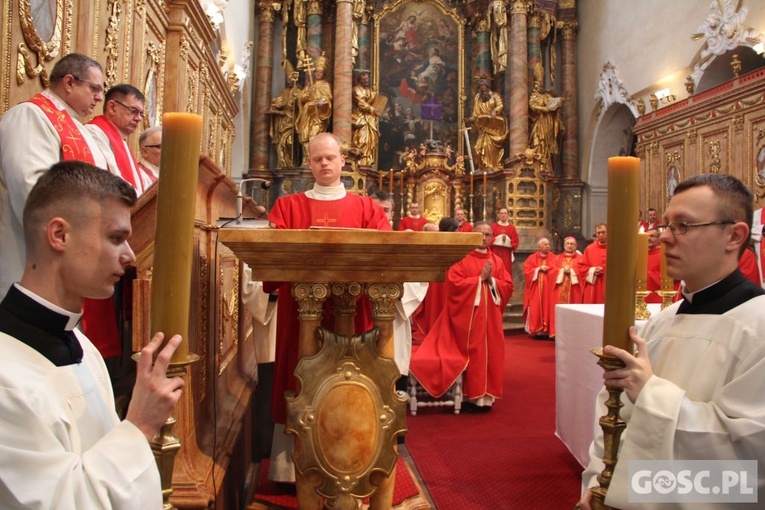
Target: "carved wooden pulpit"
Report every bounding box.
[219,229,481,509]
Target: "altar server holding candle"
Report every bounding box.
[579,173,765,509]
[0,161,183,509]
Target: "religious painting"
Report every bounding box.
[374,0,464,171]
[756,144,765,187]
[667,165,680,198]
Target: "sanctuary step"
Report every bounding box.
[503,299,525,335]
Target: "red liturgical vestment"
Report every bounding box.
[409,249,513,400]
[266,191,391,422]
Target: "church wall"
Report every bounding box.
[222,1,256,180]
[577,0,765,224]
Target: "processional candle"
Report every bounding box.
[602,156,640,351]
[149,112,203,363]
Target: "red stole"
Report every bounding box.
[26,93,95,164]
[87,115,138,188]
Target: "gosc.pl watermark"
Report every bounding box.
[629,460,757,503]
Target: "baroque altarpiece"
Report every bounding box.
[249,0,584,245]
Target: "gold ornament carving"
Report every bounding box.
[365,283,402,321]
[331,282,363,318]
[17,0,65,86]
[286,327,406,505]
[292,283,330,321]
[707,140,721,173]
[258,0,276,23]
[104,0,122,88]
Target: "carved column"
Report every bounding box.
[292,283,330,357]
[507,0,530,156]
[321,6,335,69]
[474,18,491,78]
[365,282,404,509]
[355,3,374,71]
[560,20,579,181]
[332,0,354,143]
[291,282,330,510]
[307,0,324,59]
[249,2,276,172]
[331,282,362,336]
[527,12,543,88]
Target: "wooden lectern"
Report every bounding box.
[219,229,481,509]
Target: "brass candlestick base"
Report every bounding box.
[657,289,676,310]
[589,348,627,510]
[634,289,651,320]
[134,352,200,510]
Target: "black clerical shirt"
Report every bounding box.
[0,285,84,366]
[676,269,765,316]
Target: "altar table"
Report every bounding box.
[554,303,660,467]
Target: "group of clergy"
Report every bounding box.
[0,53,162,364]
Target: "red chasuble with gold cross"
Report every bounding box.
[266,192,392,423]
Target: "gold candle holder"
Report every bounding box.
[589,348,627,510]
[130,351,200,509]
[657,289,676,310]
[635,282,651,320]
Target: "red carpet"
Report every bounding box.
[251,456,424,509]
[406,334,583,509]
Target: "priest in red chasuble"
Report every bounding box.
[578,223,607,304]
[265,132,391,481]
[549,236,584,338]
[398,201,428,231]
[455,206,473,232]
[522,237,556,338]
[490,207,519,270]
[409,222,513,411]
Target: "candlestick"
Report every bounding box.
[388,169,393,194]
[150,112,203,363]
[602,156,640,351]
[636,232,648,291]
[400,170,405,195]
[483,170,488,196]
[378,171,383,190]
[463,128,476,175]
[470,172,474,196]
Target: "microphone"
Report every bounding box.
[236,178,271,224]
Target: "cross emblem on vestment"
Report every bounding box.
[314,212,337,227]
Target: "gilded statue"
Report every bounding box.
[351,71,381,166]
[529,63,564,171]
[296,54,332,165]
[487,0,508,74]
[294,0,307,57]
[467,78,507,171]
[269,65,302,169]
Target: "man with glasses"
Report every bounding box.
[0,53,108,302]
[578,223,607,304]
[579,174,765,509]
[137,126,162,187]
[87,84,152,196]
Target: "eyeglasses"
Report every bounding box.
[112,99,145,119]
[657,220,734,236]
[72,76,105,95]
[142,144,161,149]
